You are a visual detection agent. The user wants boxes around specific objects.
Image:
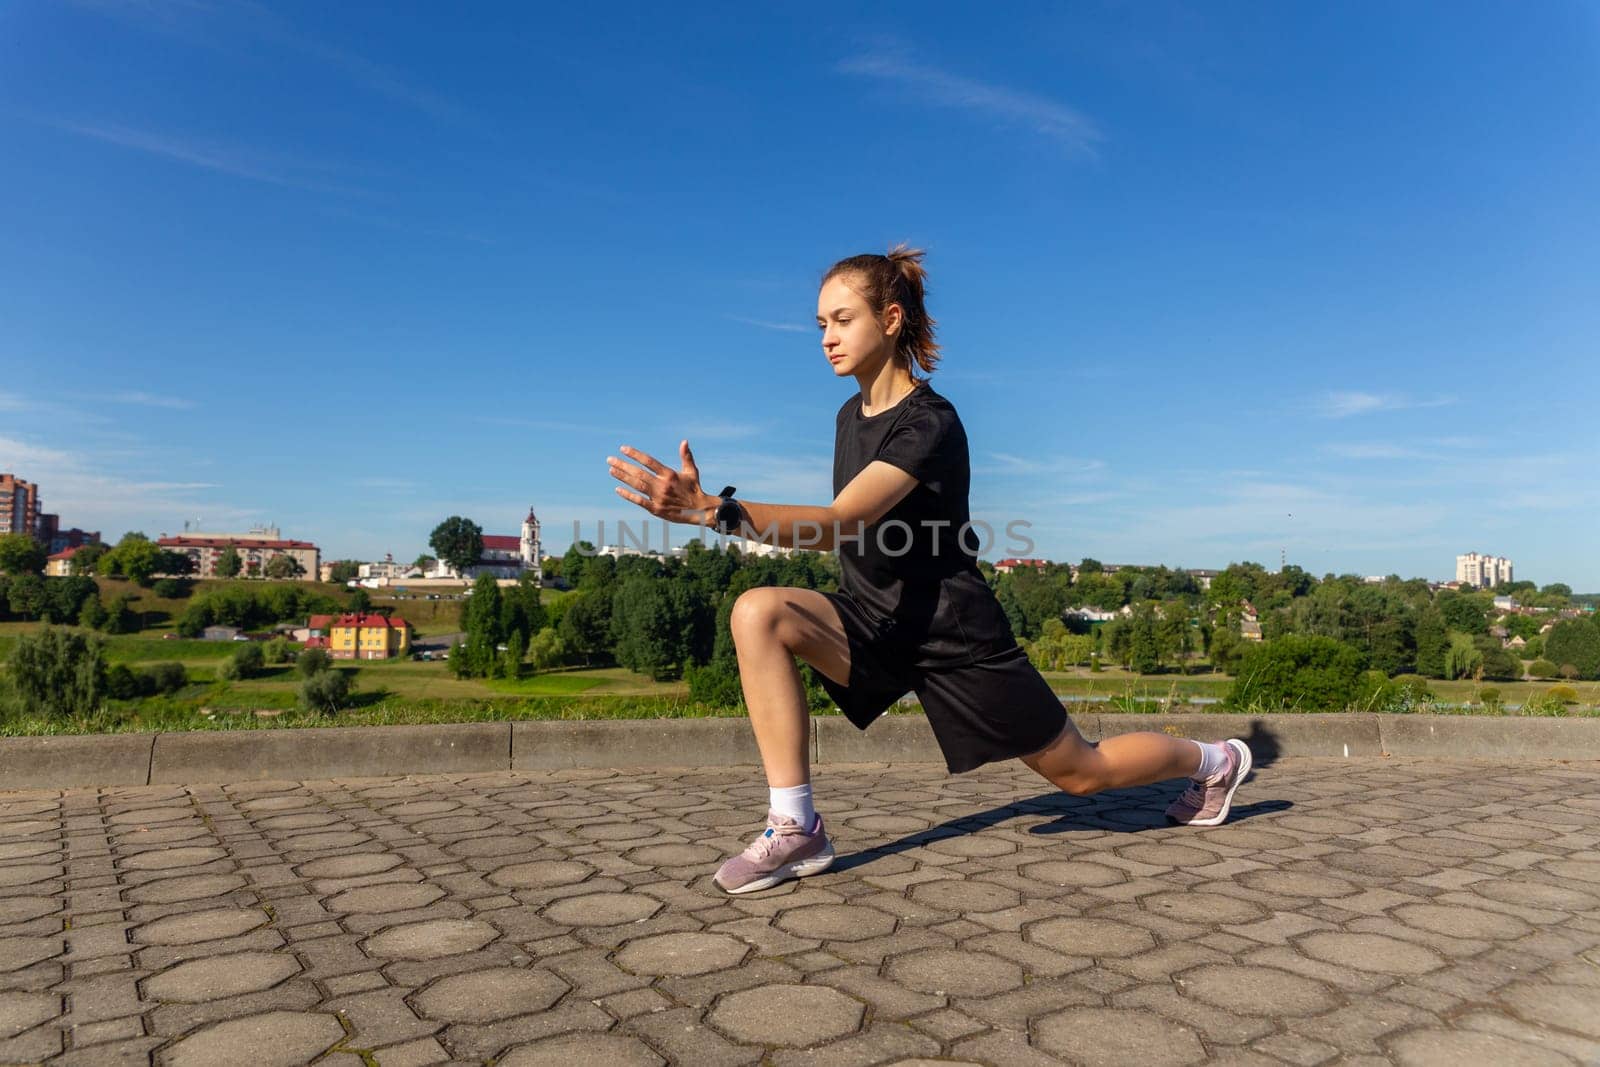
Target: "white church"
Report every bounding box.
[426,507,542,583]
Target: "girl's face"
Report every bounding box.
[816,274,902,379]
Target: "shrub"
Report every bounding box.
[78,597,108,630]
[216,657,241,682]
[300,668,351,714]
[1478,687,1501,706]
[1528,659,1558,679]
[5,627,106,718]
[105,663,144,700]
[1547,685,1579,705]
[263,637,296,664]
[1545,619,1600,680]
[296,647,331,678]
[1392,674,1436,702]
[686,659,744,708]
[230,642,265,679]
[146,662,188,695]
[151,578,190,599]
[1226,635,1367,711]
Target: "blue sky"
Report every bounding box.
[2,2,1597,587]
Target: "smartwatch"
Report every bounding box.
[713,486,742,534]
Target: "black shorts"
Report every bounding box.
[816,590,1070,775]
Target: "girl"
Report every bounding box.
[606,246,1250,894]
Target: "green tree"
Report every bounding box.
[1413,607,1449,679]
[300,668,351,714]
[1227,635,1367,711]
[459,574,505,677]
[0,533,47,576]
[6,573,45,620]
[1128,605,1162,674]
[429,516,484,577]
[215,546,243,578]
[347,589,372,613]
[558,589,612,666]
[6,627,106,718]
[69,543,106,576]
[1436,590,1490,636]
[263,553,304,580]
[78,596,109,630]
[610,575,692,681]
[561,542,595,589]
[96,533,167,585]
[412,554,436,574]
[101,593,138,634]
[500,631,526,679]
[1444,632,1483,681]
[1544,619,1600,680]
[328,560,361,583]
[528,627,567,672]
[296,647,332,677]
[230,642,266,678]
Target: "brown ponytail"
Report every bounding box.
[822,244,941,381]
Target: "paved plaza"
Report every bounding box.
[1,756,1598,1065]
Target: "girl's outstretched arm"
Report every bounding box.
[607,441,920,551]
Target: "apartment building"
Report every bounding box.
[1456,552,1513,590]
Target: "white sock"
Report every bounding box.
[1191,740,1229,781]
[769,783,816,830]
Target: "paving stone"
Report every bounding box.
[364,919,497,959]
[496,1030,665,1065]
[160,1009,344,1067]
[144,952,300,1003]
[132,908,267,945]
[709,983,863,1046]
[543,891,660,926]
[884,947,1021,997]
[1298,931,1446,976]
[775,903,897,942]
[327,883,446,913]
[412,967,567,1022]
[0,990,59,1036]
[1383,1027,1572,1066]
[1,758,1598,1064]
[1034,1005,1205,1066]
[489,860,595,888]
[1027,916,1156,957]
[614,931,749,976]
[1176,963,1340,1015]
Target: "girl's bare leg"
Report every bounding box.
[728,587,853,788]
[1020,719,1202,794]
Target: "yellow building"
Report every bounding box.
[328,613,412,660]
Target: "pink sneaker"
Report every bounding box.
[713,811,835,894]
[1165,739,1252,827]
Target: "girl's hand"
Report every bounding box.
[607,440,717,524]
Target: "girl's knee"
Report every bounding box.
[729,588,783,644]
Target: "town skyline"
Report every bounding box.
[2,4,1595,586]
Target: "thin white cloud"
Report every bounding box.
[1317,391,1456,418]
[47,119,357,193]
[977,452,1106,477]
[0,433,242,534]
[1323,442,1430,461]
[838,52,1101,155]
[95,391,194,410]
[729,316,811,334]
[680,420,761,441]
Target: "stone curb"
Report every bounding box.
[148,723,510,785]
[2,712,1599,789]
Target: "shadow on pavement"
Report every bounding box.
[830,786,1293,874]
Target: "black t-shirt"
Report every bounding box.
[833,382,1018,667]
